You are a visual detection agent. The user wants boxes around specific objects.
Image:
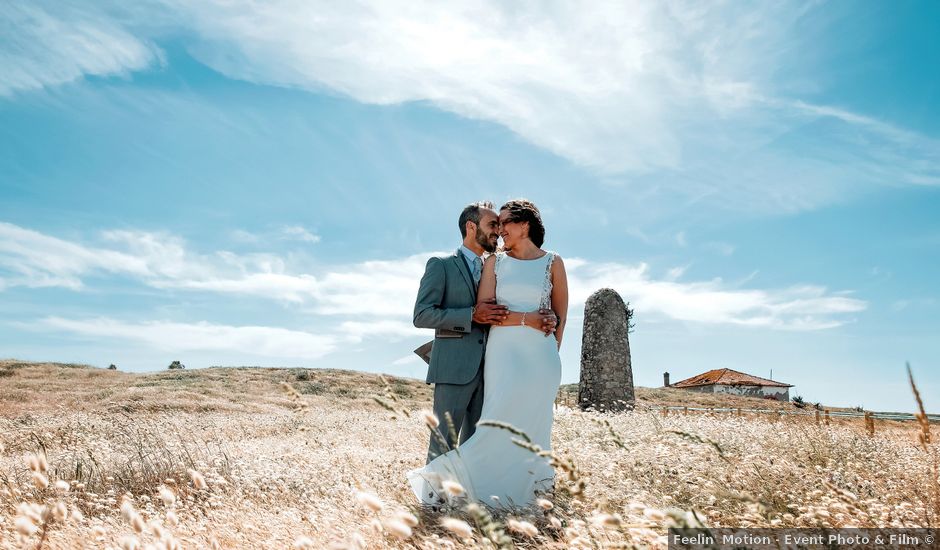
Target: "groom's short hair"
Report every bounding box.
[458,201,495,238]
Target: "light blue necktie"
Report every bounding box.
[472,256,483,286]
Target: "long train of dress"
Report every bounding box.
[407,252,561,509]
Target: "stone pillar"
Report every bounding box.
[663,372,670,387]
[578,288,635,411]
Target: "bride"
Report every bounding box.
[408,198,569,509]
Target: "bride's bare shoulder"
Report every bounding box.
[482,253,499,271]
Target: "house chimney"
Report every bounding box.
[663,372,670,387]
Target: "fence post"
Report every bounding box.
[815,409,820,425]
[865,412,875,437]
[736,408,741,417]
[683,406,688,415]
[824,410,831,426]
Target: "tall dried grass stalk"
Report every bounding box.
[3,361,938,548]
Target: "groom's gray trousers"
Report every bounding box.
[428,362,485,462]
[413,250,488,463]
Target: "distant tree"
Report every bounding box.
[168,360,185,370]
[625,302,636,334]
[791,395,805,408]
[108,364,117,370]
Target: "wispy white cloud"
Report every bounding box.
[0,222,151,289]
[702,241,736,257]
[230,229,261,244]
[340,320,424,342]
[152,0,940,210]
[0,222,866,331]
[0,2,159,96]
[280,225,321,243]
[665,265,689,281]
[565,260,866,330]
[392,353,423,366]
[35,316,337,359]
[233,226,323,245]
[0,223,322,302]
[158,272,320,303]
[312,254,437,317]
[3,1,936,212]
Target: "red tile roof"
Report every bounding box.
[670,368,792,388]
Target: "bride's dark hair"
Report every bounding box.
[500,198,545,247]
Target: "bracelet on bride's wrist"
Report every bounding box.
[521,312,527,326]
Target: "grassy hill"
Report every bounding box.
[2,359,830,416]
[1,360,937,549]
[560,383,808,412]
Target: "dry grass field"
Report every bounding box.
[0,359,937,549]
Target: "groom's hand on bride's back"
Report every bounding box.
[473,300,509,325]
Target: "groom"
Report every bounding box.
[413,201,555,463]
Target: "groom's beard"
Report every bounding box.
[476,228,498,253]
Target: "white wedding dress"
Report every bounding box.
[408,251,562,509]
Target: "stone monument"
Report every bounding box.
[578,288,635,411]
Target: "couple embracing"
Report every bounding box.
[407,198,569,510]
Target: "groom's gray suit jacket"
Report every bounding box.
[413,249,487,385]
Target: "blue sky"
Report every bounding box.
[1,1,938,412]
